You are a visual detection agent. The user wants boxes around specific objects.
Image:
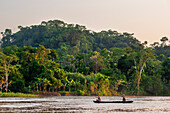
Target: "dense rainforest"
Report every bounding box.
[0,20,169,96]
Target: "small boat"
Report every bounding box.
[93,100,133,103]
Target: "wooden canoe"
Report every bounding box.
[93,100,133,103]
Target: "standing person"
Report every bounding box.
[122,94,126,101]
[97,95,101,101]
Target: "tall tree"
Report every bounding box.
[0,52,17,92]
[90,51,105,73]
[161,57,170,84]
[130,46,155,95]
[1,29,12,47]
[160,37,168,47]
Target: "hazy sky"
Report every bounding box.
[0,0,170,44]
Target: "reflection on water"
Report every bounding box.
[0,96,170,112]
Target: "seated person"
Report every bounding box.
[122,94,126,101]
[96,95,101,101]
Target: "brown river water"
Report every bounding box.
[0,96,170,112]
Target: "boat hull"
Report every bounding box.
[93,100,133,103]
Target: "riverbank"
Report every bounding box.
[33,92,79,97]
[0,92,38,97]
[1,92,169,97]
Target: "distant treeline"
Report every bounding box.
[0,20,169,96]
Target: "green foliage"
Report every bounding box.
[161,57,170,84]
[8,65,26,92]
[78,90,85,96]
[1,20,140,52]
[0,44,169,96]
[0,92,38,97]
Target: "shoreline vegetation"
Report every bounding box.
[0,92,38,97]
[0,92,169,97]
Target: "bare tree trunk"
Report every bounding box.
[52,87,54,92]
[4,60,8,93]
[63,86,65,91]
[29,86,31,92]
[36,84,38,92]
[39,85,41,91]
[43,85,46,94]
[0,84,2,92]
[137,77,140,96]
[0,79,5,92]
[69,86,71,92]
[95,58,97,73]
[137,63,145,96]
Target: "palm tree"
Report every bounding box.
[42,78,50,93]
[160,37,168,47]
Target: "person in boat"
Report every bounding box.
[122,94,126,101]
[96,95,101,101]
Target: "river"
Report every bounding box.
[0,96,170,112]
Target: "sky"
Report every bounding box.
[0,0,170,44]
